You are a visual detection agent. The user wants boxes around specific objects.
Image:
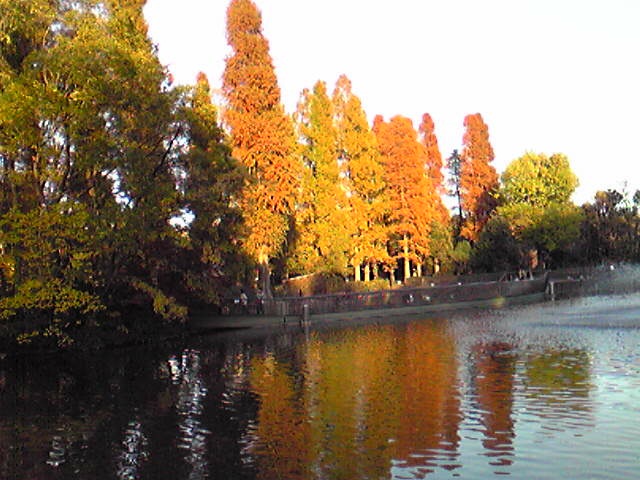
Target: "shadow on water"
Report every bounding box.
[1,294,640,479]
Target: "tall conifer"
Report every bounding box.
[373,115,437,281]
[460,113,498,242]
[291,80,350,274]
[333,75,388,281]
[222,0,299,296]
[418,113,449,225]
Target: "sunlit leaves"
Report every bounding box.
[460,113,498,242]
[501,152,579,207]
[373,115,439,279]
[222,0,299,292]
[290,80,351,275]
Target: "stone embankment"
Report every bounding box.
[190,266,640,333]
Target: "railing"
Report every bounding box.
[265,278,547,318]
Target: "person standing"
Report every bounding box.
[256,289,265,315]
[240,289,248,314]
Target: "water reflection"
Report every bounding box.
[172,350,210,479]
[115,419,149,480]
[471,342,516,471]
[2,298,640,479]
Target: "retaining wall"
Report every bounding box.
[266,278,547,317]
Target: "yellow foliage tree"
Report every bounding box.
[333,75,389,281]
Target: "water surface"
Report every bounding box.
[2,295,640,479]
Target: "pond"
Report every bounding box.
[2,295,640,479]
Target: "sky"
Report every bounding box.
[144,0,640,205]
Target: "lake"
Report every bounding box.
[2,294,640,479]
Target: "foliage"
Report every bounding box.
[290,80,351,275]
[179,72,247,303]
[419,113,448,223]
[501,152,579,207]
[580,189,640,263]
[470,217,521,273]
[222,0,300,296]
[0,279,104,347]
[333,75,389,281]
[496,152,582,268]
[373,115,439,280]
[459,114,499,242]
[0,0,233,349]
[450,240,472,274]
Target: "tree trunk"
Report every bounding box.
[416,263,422,277]
[364,263,371,282]
[403,234,410,282]
[354,264,361,282]
[258,253,272,299]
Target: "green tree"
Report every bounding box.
[470,217,521,273]
[180,72,246,304]
[501,152,578,207]
[581,189,640,263]
[446,149,464,240]
[222,0,299,297]
[0,0,189,346]
[497,152,582,269]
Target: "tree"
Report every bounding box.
[332,75,388,281]
[418,113,450,273]
[581,189,640,263]
[373,115,438,281]
[460,113,498,242]
[497,152,582,269]
[222,0,299,297]
[0,0,188,346]
[290,80,351,275]
[501,152,578,207]
[418,114,447,219]
[446,149,464,240]
[470,217,521,273]
[180,72,246,304]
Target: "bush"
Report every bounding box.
[0,279,105,348]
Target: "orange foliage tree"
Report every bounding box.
[333,75,388,282]
[418,113,448,224]
[418,114,451,273]
[222,0,299,296]
[291,80,351,275]
[373,115,438,281]
[460,113,499,242]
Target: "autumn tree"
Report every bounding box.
[418,114,447,220]
[460,113,499,242]
[289,80,351,275]
[222,0,299,297]
[373,115,438,281]
[332,75,388,282]
[418,113,450,273]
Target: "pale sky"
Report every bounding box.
[144,0,640,205]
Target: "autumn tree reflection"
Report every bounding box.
[247,322,463,479]
[472,342,517,470]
